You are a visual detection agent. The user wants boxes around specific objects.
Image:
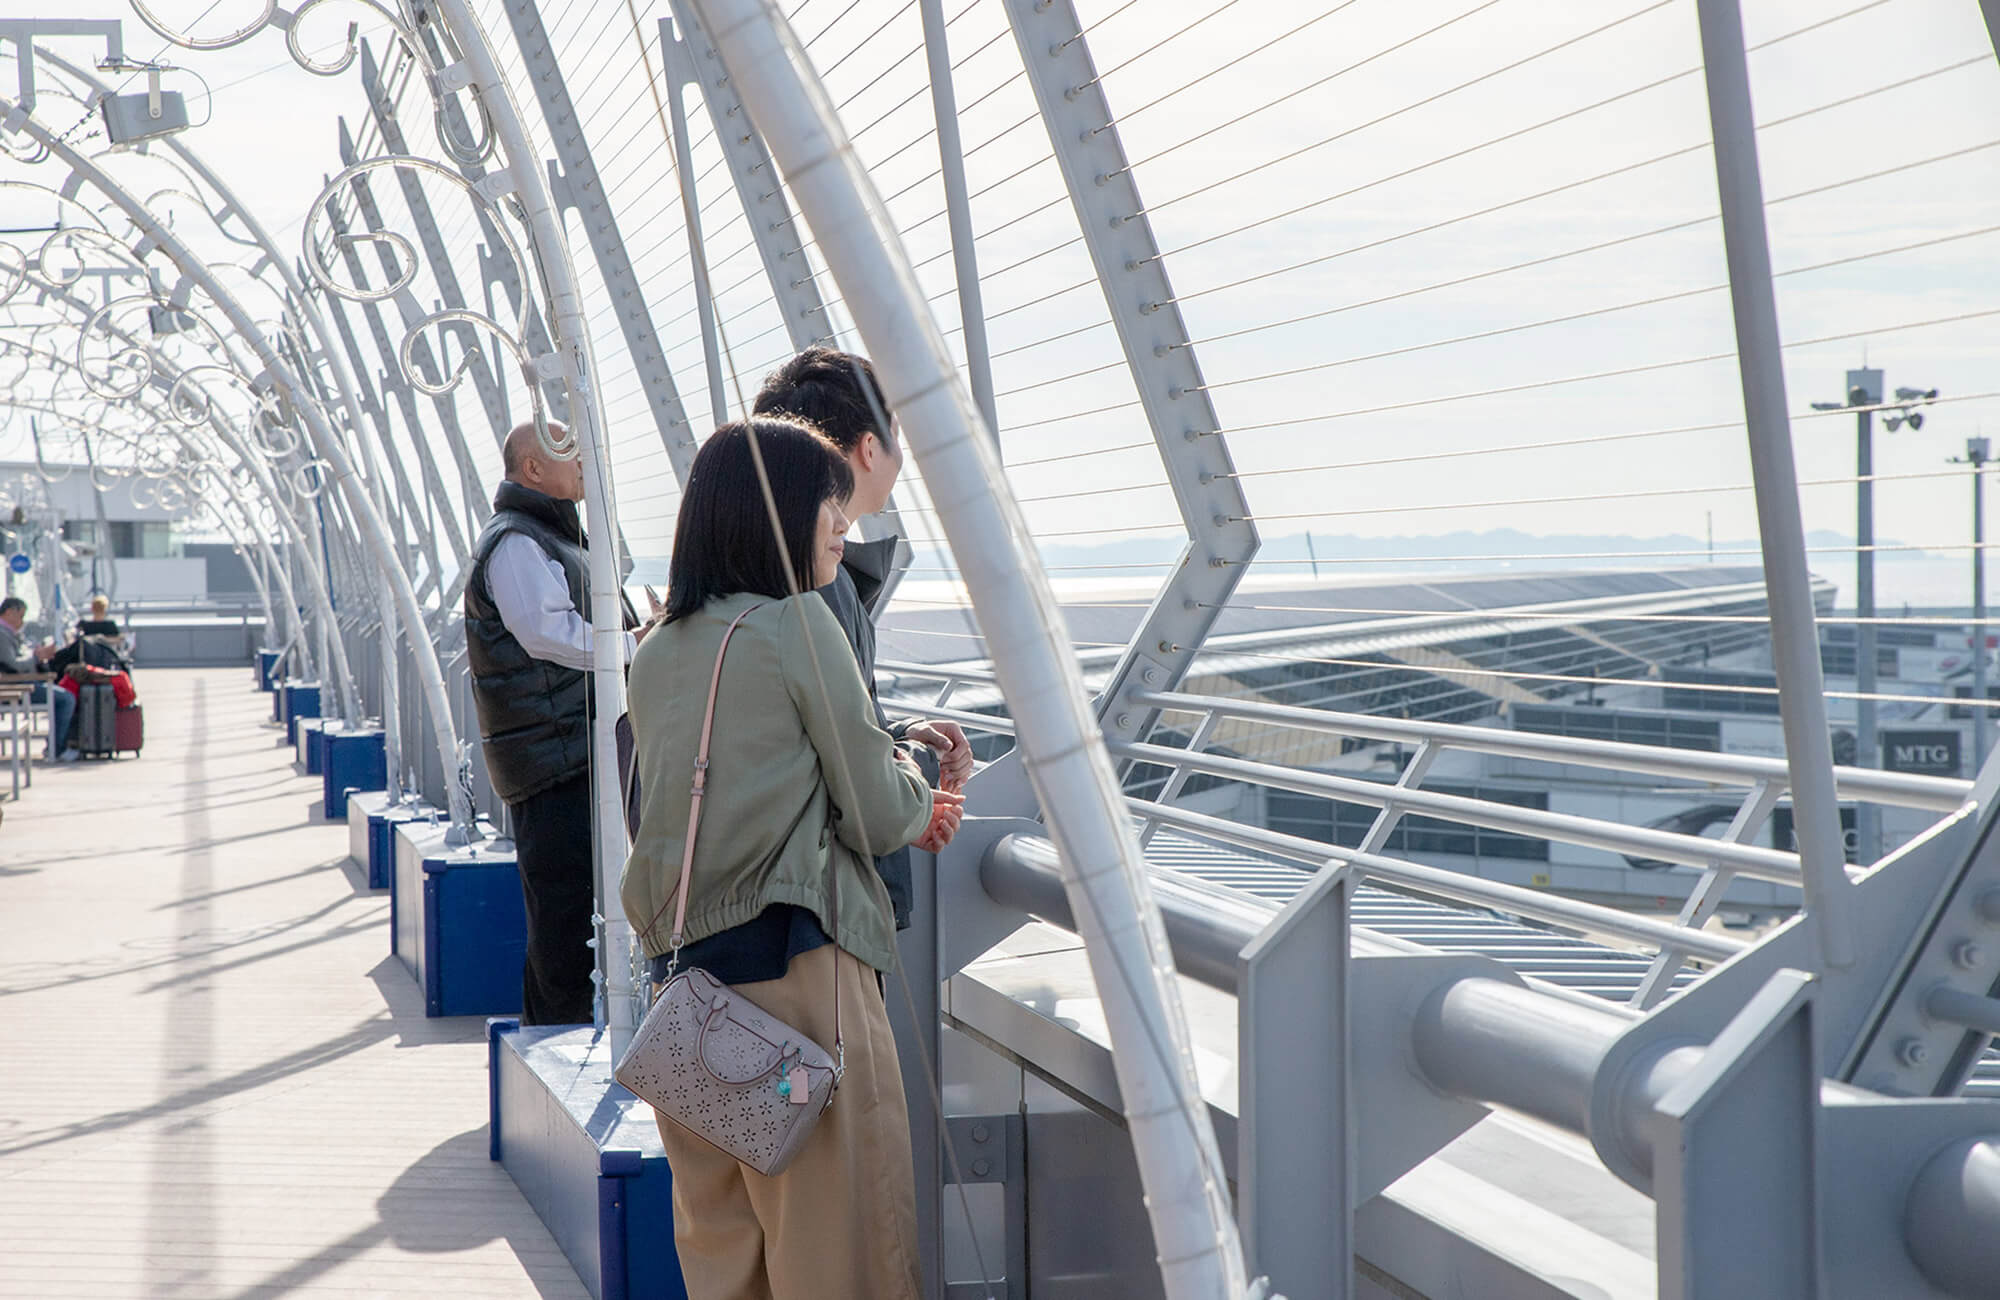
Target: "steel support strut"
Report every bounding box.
[682,4,1253,1296]
[996,0,1257,798]
[1694,0,1854,969]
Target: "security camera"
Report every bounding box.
[1908,411,1925,431]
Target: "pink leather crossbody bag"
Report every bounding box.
[614,604,842,1176]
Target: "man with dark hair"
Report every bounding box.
[0,597,73,761]
[754,347,972,930]
[465,420,646,1025]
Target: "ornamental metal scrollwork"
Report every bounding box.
[304,154,573,462]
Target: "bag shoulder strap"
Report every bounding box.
[644,603,763,952]
[647,598,846,1074]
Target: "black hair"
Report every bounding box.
[0,597,23,619]
[751,346,894,454]
[660,418,854,625]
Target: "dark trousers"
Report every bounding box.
[508,773,596,1026]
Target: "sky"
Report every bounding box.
[5,1,2000,620]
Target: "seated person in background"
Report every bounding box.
[77,594,120,640]
[0,597,74,761]
[55,639,137,757]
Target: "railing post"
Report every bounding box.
[1238,863,1355,1300]
[1138,710,1220,848]
[1633,778,1783,1009]
[1358,740,1441,854]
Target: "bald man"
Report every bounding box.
[464,421,636,1025]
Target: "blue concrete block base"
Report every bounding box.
[281,682,321,745]
[323,728,386,820]
[257,649,282,692]
[390,823,522,1017]
[347,790,387,875]
[490,1021,686,1300]
[296,717,326,775]
[369,801,431,892]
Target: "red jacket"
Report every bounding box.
[61,669,136,710]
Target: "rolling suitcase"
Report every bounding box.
[74,683,117,758]
[114,705,143,757]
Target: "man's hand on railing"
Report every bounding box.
[913,786,966,854]
[903,719,973,791]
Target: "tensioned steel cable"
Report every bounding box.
[1219,466,1988,528]
[1222,541,2000,565]
[830,0,982,116]
[1220,391,2000,481]
[1172,138,2000,351]
[1176,224,2000,399]
[1203,604,2000,631]
[1071,0,1246,93]
[1099,0,1370,128]
[815,0,920,83]
[1152,52,1991,306]
[1208,305,2000,436]
[1109,0,1642,184]
[1145,649,2000,716]
[1121,0,1889,217]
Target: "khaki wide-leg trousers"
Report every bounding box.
[652,943,922,1300]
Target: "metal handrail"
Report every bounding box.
[1129,687,1971,811]
[1111,738,1809,883]
[1118,799,1747,963]
[877,659,1001,686]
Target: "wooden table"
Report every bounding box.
[0,675,57,798]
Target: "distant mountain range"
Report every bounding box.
[910,527,1900,578]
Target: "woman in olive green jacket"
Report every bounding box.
[622,417,954,1300]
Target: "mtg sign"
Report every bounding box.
[1882,729,1962,777]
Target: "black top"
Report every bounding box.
[647,904,830,987]
[77,619,120,636]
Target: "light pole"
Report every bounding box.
[1811,368,1938,864]
[1951,436,1990,769]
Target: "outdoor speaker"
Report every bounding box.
[101,90,190,145]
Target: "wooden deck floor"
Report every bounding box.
[0,669,587,1299]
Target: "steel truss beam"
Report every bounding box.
[503,0,702,488]
[997,0,1257,778]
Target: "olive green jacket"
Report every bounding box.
[619,591,933,974]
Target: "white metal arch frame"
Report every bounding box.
[3,284,342,698]
[422,0,636,1039]
[0,228,325,673]
[0,91,478,839]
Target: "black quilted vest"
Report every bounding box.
[465,482,591,804]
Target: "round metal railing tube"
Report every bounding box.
[1411,976,1634,1137]
[984,832,1362,990]
[981,831,1718,1183]
[1906,1137,2000,1297]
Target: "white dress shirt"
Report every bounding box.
[486,532,635,671]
